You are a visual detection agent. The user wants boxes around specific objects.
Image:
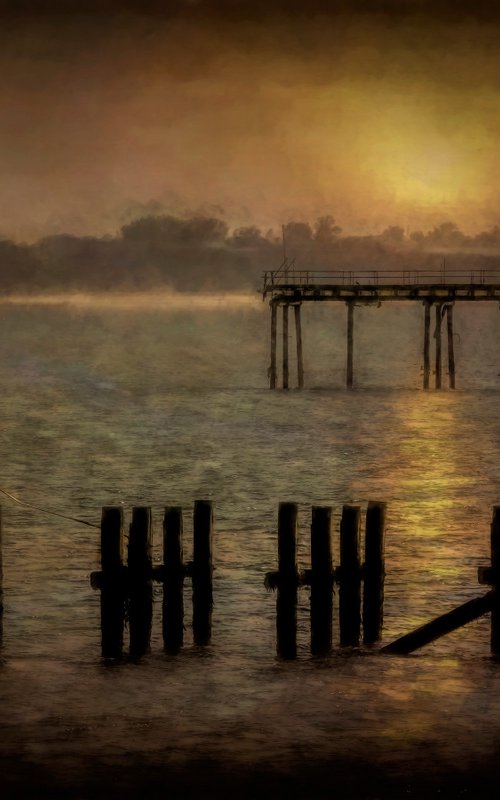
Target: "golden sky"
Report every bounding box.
[1,1,500,241]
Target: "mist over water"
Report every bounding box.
[1,294,500,796]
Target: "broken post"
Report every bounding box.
[277,502,298,659]
[100,507,125,659]
[382,592,495,655]
[339,504,361,646]
[163,507,185,654]
[310,506,333,655]
[192,500,213,646]
[363,501,386,645]
[128,506,153,658]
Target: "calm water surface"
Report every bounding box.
[1,294,500,795]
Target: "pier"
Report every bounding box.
[263,267,500,389]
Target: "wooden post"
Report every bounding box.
[100,507,124,659]
[192,500,213,646]
[339,504,361,646]
[294,304,304,389]
[491,506,500,654]
[310,506,333,655]
[423,301,431,389]
[277,502,298,659]
[447,304,456,389]
[128,506,153,658]
[346,301,354,389]
[435,303,443,389]
[282,304,289,390]
[363,501,386,645]
[163,507,184,654]
[270,301,278,390]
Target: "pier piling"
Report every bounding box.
[270,301,277,390]
[363,501,386,644]
[294,304,304,389]
[435,304,443,389]
[447,304,456,389]
[423,301,431,389]
[192,500,214,646]
[128,507,153,658]
[163,507,185,654]
[491,506,500,654]
[346,301,354,389]
[310,506,333,655]
[277,502,298,659]
[339,505,361,646]
[282,304,289,390]
[100,507,125,659]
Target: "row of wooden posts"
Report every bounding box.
[1,502,500,659]
[269,300,456,390]
[90,501,214,658]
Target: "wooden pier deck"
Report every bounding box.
[262,268,500,390]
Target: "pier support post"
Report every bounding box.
[446,303,456,389]
[363,501,386,644]
[294,303,304,389]
[282,304,289,390]
[0,506,3,616]
[339,505,361,646]
[100,507,124,659]
[310,506,333,655]
[346,301,354,389]
[435,304,443,389]
[192,500,214,646]
[163,507,185,654]
[277,502,298,659]
[128,507,153,658]
[491,507,500,654]
[270,301,278,390]
[423,301,431,389]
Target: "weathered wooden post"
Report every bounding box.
[362,501,386,644]
[270,301,278,390]
[294,303,304,389]
[346,301,354,389]
[277,502,298,659]
[310,506,333,655]
[282,304,289,390]
[339,505,361,646]
[163,507,185,654]
[100,507,125,659]
[192,500,213,646]
[435,303,443,389]
[491,506,500,654]
[446,303,456,389]
[423,301,431,389]
[128,507,153,658]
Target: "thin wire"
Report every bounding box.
[0,486,100,528]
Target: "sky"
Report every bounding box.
[2,0,500,242]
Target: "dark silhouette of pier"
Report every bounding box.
[262,266,500,389]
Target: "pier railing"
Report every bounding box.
[262,268,500,294]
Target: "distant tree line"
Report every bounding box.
[2,214,500,293]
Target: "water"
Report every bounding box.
[1,294,500,798]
